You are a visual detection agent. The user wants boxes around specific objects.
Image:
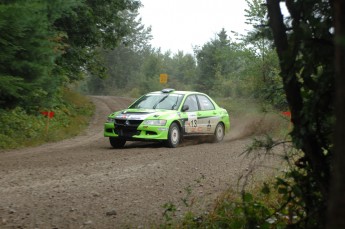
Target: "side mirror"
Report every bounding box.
[182,104,189,112]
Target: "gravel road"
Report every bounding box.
[0,96,282,228]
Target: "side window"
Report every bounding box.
[197,95,215,110]
[183,95,199,112]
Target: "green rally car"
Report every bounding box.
[104,89,230,148]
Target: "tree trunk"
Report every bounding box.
[266,0,329,197]
[327,0,345,228]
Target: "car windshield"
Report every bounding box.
[129,93,184,110]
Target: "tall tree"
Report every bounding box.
[244,0,285,108]
[86,9,152,95]
[195,29,237,94]
[53,0,141,81]
[327,0,345,228]
[170,51,197,88]
[266,0,334,227]
[0,1,62,110]
[0,0,141,110]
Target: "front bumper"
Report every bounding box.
[104,122,169,141]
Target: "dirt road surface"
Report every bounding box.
[0,96,282,228]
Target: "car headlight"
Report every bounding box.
[143,119,167,126]
[107,117,115,123]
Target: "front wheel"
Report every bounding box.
[212,123,225,143]
[167,123,181,148]
[109,137,126,148]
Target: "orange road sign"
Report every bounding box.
[160,73,168,84]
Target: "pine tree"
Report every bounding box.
[0,1,61,110]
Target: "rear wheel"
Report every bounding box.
[213,123,225,143]
[167,123,181,148]
[109,137,126,148]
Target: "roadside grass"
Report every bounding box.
[0,88,94,150]
[176,181,290,229]
[157,177,292,229]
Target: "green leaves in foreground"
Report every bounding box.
[177,186,290,229]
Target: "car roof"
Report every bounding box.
[149,89,205,96]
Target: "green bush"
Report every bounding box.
[0,89,94,150]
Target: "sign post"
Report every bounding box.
[282,111,292,130]
[41,111,55,135]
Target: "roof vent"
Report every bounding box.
[161,88,175,93]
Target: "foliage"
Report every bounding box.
[0,1,62,110]
[192,28,281,104]
[160,176,296,229]
[81,4,281,105]
[265,0,335,227]
[163,135,320,229]
[328,0,345,228]
[86,46,198,96]
[195,29,242,95]
[178,172,316,229]
[0,0,140,112]
[243,0,286,109]
[179,189,288,229]
[162,202,177,225]
[53,0,142,81]
[0,89,94,150]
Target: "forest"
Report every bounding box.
[0,0,344,228]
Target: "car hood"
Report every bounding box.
[112,108,177,120]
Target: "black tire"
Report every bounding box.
[213,123,225,143]
[167,123,181,148]
[109,137,126,148]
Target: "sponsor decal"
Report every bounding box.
[116,113,151,120]
[207,120,211,131]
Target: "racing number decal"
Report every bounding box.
[186,112,198,133]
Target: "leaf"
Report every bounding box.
[243,192,254,203]
[261,183,271,195]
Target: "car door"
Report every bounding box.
[182,95,201,134]
[195,94,219,134]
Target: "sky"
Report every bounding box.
[139,0,251,54]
